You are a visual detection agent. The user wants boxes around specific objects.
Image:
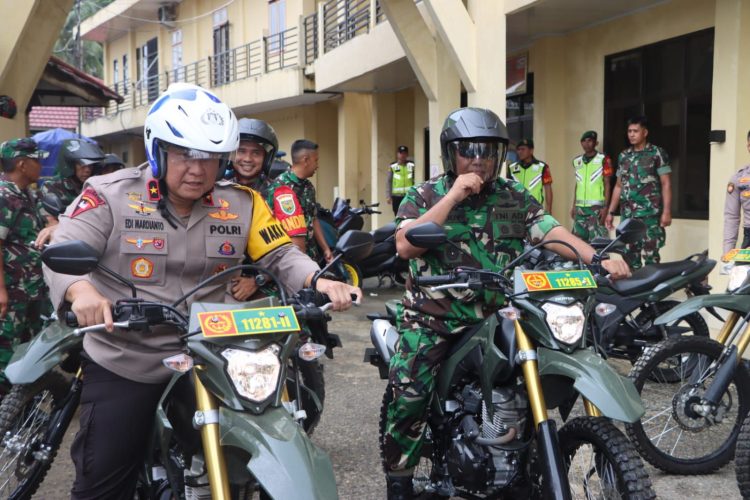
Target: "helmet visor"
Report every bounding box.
[166,144,235,162]
[447,140,507,182]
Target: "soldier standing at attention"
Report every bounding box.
[386,145,416,216]
[0,139,50,388]
[506,138,553,213]
[605,116,672,269]
[570,131,613,241]
[266,139,333,262]
[722,130,750,256]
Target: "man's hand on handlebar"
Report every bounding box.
[66,281,114,332]
[314,278,362,311]
[601,259,631,280]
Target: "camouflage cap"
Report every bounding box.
[0,138,49,160]
[580,130,598,141]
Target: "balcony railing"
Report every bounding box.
[303,12,318,65]
[323,0,371,52]
[88,28,299,122]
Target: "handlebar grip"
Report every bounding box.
[414,275,453,286]
[65,311,79,328]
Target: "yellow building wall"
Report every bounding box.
[528,0,716,264]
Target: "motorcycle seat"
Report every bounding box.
[373,222,396,243]
[609,259,698,295]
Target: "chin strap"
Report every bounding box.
[152,178,178,229]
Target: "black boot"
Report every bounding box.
[386,474,414,500]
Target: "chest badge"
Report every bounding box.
[131,257,154,278]
[208,199,239,221]
[219,241,236,256]
[126,237,165,250]
[128,202,156,216]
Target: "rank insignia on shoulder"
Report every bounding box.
[147,179,161,202]
[728,183,735,194]
[71,187,106,218]
[208,198,238,220]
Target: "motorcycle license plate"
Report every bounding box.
[197,306,300,338]
[520,270,596,292]
[723,249,750,262]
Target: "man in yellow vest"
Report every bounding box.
[506,138,553,213]
[386,145,415,215]
[570,130,613,241]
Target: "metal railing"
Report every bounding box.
[303,12,318,65]
[86,28,299,122]
[323,0,371,52]
[376,0,386,24]
[265,27,298,73]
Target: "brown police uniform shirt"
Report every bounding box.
[724,164,750,254]
[45,164,319,383]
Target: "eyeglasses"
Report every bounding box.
[167,145,230,162]
[452,141,500,159]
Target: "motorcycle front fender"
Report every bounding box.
[537,348,644,423]
[220,406,337,500]
[4,321,80,384]
[655,293,750,325]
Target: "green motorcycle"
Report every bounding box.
[0,231,373,500]
[364,221,655,499]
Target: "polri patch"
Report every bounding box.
[219,241,236,256]
[71,187,106,218]
[131,257,154,278]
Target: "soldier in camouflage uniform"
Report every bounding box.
[39,139,105,223]
[605,116,672,269]
[228,118,280,301]
[0,138,50,386]
[266,139,333,263]
[570,130,613,241]
[383,108,630,499]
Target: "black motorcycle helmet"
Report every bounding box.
[439,107,509,181]
[60,139,105,177]
[238,118,278,175]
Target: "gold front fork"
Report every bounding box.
[735,322,750,359]
[193,368,231,500]
[716,311,739,345]
[514,321,548,427]
[583,398,602,417]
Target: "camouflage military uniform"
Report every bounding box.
[228,173,270,199]
[383,175,559,471]
[571,152,613,241]
[617,144,671,269]
[0,179,50,380]
[39,175,83,214]
[266,170,320,261]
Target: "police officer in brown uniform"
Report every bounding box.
[45,84,360,499]
[723,130,750,256]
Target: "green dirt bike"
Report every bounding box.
[0,230,373,500]
[626,248,750,476]
[364,221,655,499]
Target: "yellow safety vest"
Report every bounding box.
[508,161,546,203]
[573,153,606,207]
[390,161,415,195]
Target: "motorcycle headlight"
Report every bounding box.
[541,302,585,344]
[221,345,281,402]
[728,265,750,292]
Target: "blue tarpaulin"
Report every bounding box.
[31,128,97,179]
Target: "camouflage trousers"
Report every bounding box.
[0,299,50,383]
[621,214,665,270]
[384,325,453,471]
[571,206,608,242]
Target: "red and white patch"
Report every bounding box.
[272,186,306,237]
[131,257,154,278]
[71,187,106,218]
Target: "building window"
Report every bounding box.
[213,8,230,85]
[267,0,286,54]
[172,29,184,82]
[506,72,534,161]
[122,54,129,95]
[136,38,159,104]
[113,59,119,93]
[604,28,714,220]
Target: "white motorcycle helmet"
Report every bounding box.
[144,83,239,180]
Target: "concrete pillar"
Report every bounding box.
[337,93,372,204]
[530,36,569,222]
[709,0,750,286]
[427,46,461,178]
[466,1,506,119]
[371,92,396,228]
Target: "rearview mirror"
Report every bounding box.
[42,240,100,275]
[616,218,647,245]
[41,193,65,219]
[335,230,374,263]
[405,222,447,249]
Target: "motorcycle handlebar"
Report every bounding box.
[414,275,453,286]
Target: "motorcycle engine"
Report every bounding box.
[446,384,528,491]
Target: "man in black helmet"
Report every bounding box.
[382,107,631,499]
[39,139,105,224]
[228,117,278,196]
[100,153,127,175]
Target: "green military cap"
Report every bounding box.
[517,138,534,148]
[0,138,49,160]
[580,130,598,141]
